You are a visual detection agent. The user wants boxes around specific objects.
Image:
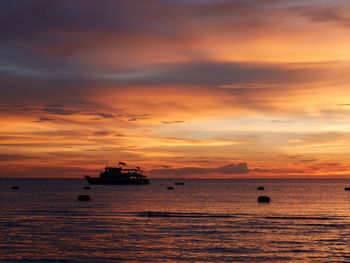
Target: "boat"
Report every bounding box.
[84,164,149,185]
[174,181,185,185]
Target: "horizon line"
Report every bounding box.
[1,177,350,180]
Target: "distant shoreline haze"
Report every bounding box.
[1,162,350,178]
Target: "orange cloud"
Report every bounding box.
[2,0,350,178]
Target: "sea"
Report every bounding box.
[1,178,350,262]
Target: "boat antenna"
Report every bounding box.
[119,161,127,166]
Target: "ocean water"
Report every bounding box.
[1,178,350,262]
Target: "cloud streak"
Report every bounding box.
[149,163,249,177]
[1,0,350,178]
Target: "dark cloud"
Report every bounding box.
[0,0,271,42]
[149,162,249,176]
[299,159,317,163]
[35,116,54,122]
[108,62,324,87]
[0,75,97,104]
[39,104,115,119]
[93,130,114,136]
[288,155,304,159]
[301,7,350,27]
[217,163,248,174]
[87,113,114,119]
[0,60,330,111]
[0,0,345,116]
[0,103,152,123]
[125,114,149,122]
[154,165,173,169]
[41,105,80,115]
[0,0,330,81]
[114,133,126,137]
[0,104,77,116]
[320,162,343,167]
[0,154,35,161]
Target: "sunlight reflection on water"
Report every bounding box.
[1,179,350,262]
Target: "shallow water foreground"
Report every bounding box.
[1,178,350,262]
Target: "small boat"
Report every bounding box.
[167,186,174,190]
[258,196,271,203]
[174,181,185,185]
[84,163,149,185]
[77,195,90,201]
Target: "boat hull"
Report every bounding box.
[85,176,149,185]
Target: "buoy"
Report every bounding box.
[11,186,19,189]
[258,196,271,203]
[77,195,90,201]
[257,186,264,190]
[84,186,90,190]
[167,186,174,190]
[345,187,350,191]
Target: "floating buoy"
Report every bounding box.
[11,186,19,189]
[345,187,350,191]
[257,186,264,190]
[83,186,90,190]
[258,196,271,203]
[77,195,90,201]
[167,186,174,190]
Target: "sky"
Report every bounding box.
[1,0,350,178]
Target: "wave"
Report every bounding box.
[137,211,234,218]
[264,216,336,220]
[26,209,92,216]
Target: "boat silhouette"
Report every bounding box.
[84,164,149,185]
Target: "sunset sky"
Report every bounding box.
[2,0,350,178]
